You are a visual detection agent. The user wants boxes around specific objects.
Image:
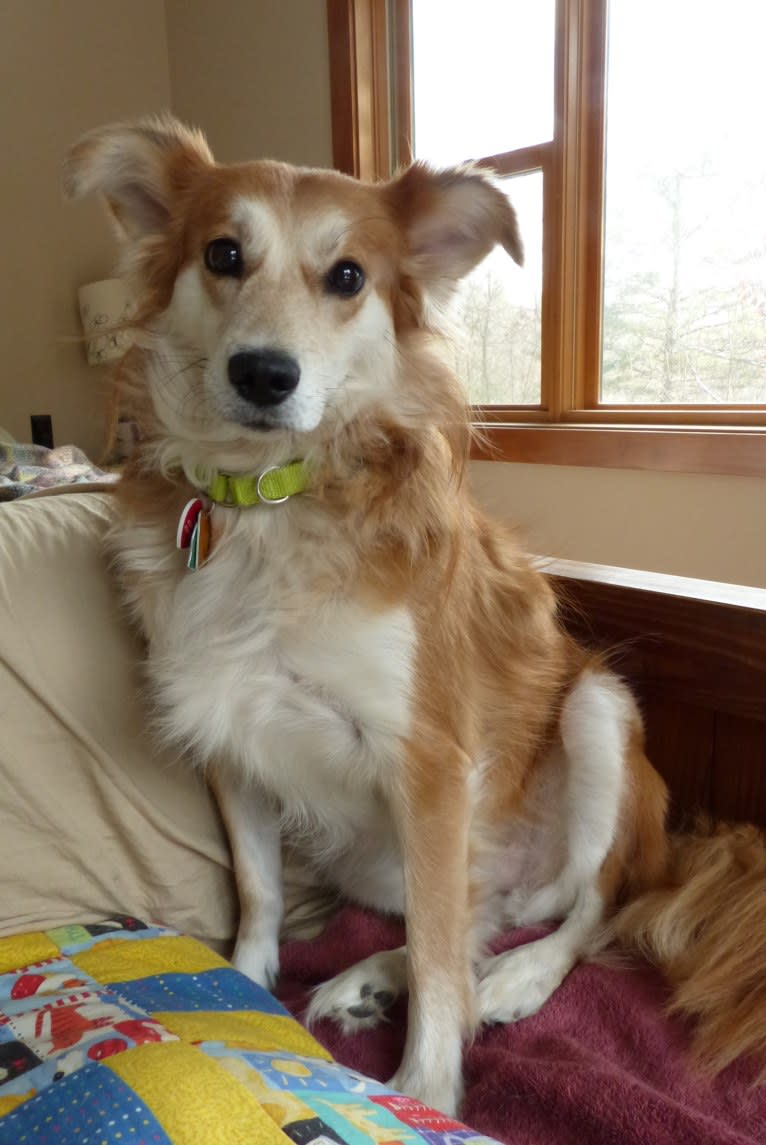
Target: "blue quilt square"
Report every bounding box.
[0,1019,18,1046]
[111,968,289,1016]
[235,1050,390,1096]
[0,1061,171,1145]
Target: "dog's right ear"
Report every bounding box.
[64,115,213,239]
[385,162,524,302]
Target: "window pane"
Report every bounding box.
[449,172,542,406]
[411,0,555,166]
[601,1,766,404]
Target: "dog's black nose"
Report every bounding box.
[228,349,300,407]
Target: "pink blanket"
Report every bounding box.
[278,905,766,1145]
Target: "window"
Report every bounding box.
[409,1,552,408]
[601,1,766,409]
[327,0,766,475]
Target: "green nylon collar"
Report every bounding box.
[200,460,309,507]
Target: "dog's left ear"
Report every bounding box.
[385,162,523,294]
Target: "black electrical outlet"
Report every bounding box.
[30,414,54,449]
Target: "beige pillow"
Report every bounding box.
[0,491,238,952]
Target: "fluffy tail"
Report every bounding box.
[612,819,766,1079]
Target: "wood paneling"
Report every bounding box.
[641,695,714,831]
[711,715,766,827]
[550,564,766,828]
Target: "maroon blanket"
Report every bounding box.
[278,905,766,1145]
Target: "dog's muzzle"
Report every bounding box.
[228,349,301,407]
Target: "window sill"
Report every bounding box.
[471,422,766,478]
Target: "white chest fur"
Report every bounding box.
[123,503,416,867]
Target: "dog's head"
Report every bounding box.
[65,115,522,452]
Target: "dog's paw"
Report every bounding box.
[306,947,407,1034]
[477,944,566,1024]
[232,934,280,991]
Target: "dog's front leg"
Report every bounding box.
[388,738,475,1118]
[210,771,283,990]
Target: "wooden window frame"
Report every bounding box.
[327,0,766,476]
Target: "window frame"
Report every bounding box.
[326,0,766,476]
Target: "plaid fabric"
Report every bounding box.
[0,916,499,1145]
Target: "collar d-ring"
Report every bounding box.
[256,465,291,504]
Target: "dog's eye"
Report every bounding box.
[325,260,365,297]
[204,238,243,278]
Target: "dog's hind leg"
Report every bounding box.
[211,771,283,990]
[479,669,632,1024]
[478,882,604,1023]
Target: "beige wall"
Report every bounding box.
[165,0,333,167]
[0,0,171,458]
[1,0,330,458]
[470,461,766,588]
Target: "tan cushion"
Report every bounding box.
[0,491,237,952]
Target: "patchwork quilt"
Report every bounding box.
[0,443,117,500]
[0,916,499,1145]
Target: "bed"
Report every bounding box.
[0,488,764,1144]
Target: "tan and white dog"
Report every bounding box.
[65,116,766,1115]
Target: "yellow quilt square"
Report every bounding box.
[0,932,58,973]
[72,935,229,983]
[106,1041,287,1145]
[152,1010,331,1060]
